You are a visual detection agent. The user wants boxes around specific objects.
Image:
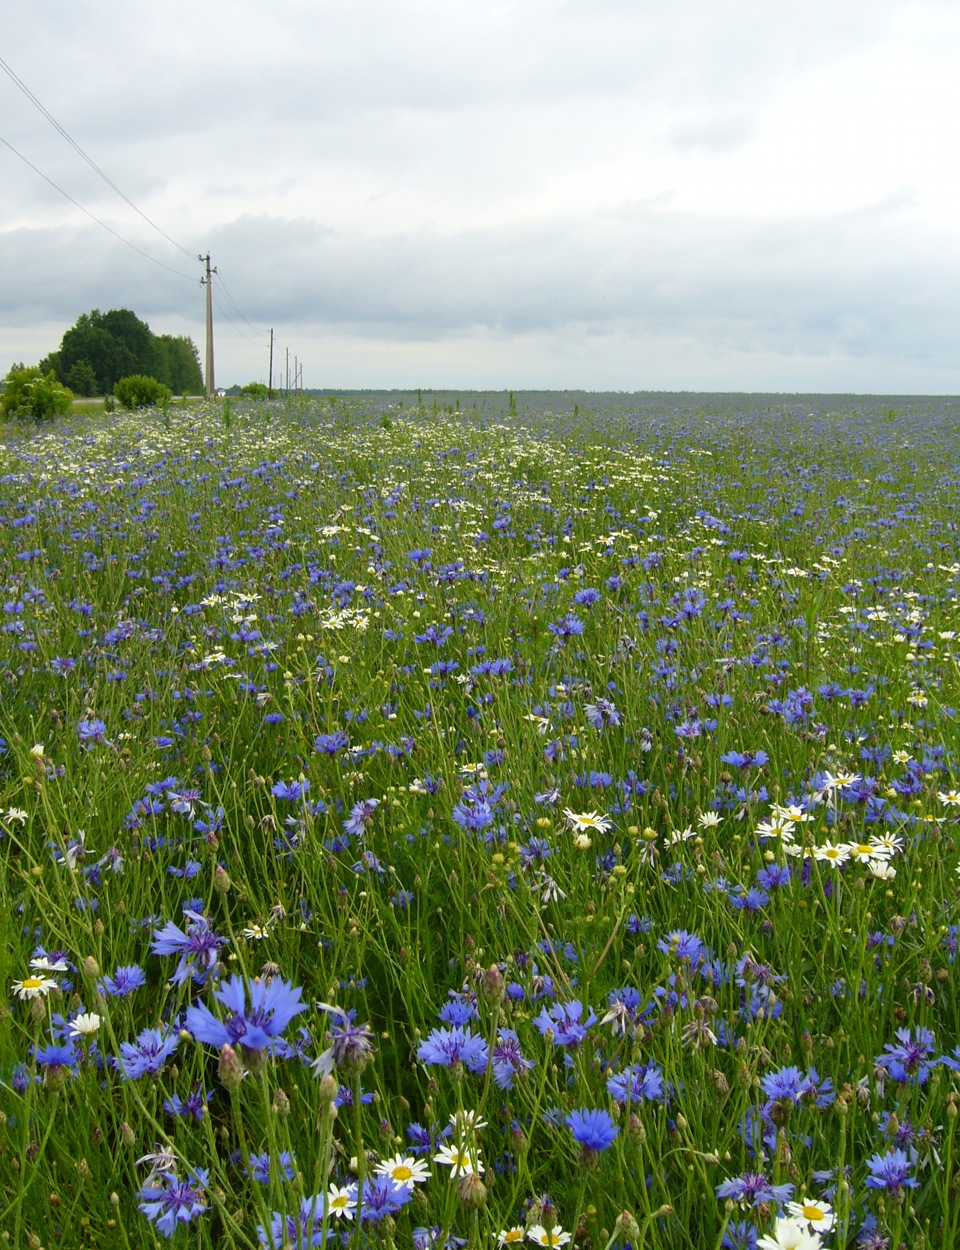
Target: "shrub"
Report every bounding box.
[240,382,270,399]
[114,375,171,410]
[1,365,73,421]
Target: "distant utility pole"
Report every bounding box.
[294,355,298,395]
[285,347,289,396]
[199,253,217,398]
[268,329,274,398]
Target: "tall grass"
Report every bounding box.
[0,395,957,1249]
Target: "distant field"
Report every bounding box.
[0,394,957,1249]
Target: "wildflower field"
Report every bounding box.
[0,393,958,1250]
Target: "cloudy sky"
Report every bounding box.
[2,0,959,392]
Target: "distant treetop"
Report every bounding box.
[41,309,203,397]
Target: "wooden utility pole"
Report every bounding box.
[268,329,274,397]
[199,253,217,398]
[285,347,289,396]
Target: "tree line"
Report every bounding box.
[40,308,203,397]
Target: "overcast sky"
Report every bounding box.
[2,0,959,392]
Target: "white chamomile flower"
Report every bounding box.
[563,808,612,833]
[68,1012,102,1038]
[374,1153,431,1188]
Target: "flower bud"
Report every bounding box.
[480,964,505,1008]
[318,1074,339,1105]
[218,1043,244,1094]
[457,1172,488,1210]
[615,1212,641,1243]
[213,865,232,894]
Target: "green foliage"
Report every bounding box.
[53,309,202,395]
[64,360,98,397]
[1,364,72,421]
[240,381,270,399]
[113,374,171,410]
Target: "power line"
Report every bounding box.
[216,270,263,337]
[0,54,197,263]
[211,290,263,346]
[0,131,198,283]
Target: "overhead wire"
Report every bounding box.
[0,53,197,263]
[1,53,270,359]
[0,131,198,283]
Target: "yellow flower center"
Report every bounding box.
[393,1165,412,1181]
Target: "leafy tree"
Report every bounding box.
[65,360,98,397]
[114,374,171,410]
[240,382,270,399]
[154,334,203,394]
[53,310,202,395]
[2,365,73,421]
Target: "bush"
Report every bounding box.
[114,375,171,410]
[1,365,73,421]
[240,382,270,399]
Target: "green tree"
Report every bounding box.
[65,360,98,397]
[53,310,203,395]
[2,365,73,421]
[240,381,269,399]
[154,334,203,394]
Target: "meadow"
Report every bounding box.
[0,392,958,1250]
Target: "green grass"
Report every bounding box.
[0,394,957,1249]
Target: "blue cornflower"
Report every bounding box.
[719,750,769,769]
[533,999,597,1050]
[246,1151,296,1185]
[314,730,349,755]
[438,997,478,1026]
[876,1026,937,1084]
[164,1085,212,1120]
[115,1026,180,1079]
[657,929,707,964]
[271,779,310,801]
[572,588,602,607]
[721,1222,758,1250]
[715,1172,793,1208]
[342,798,379,837]
[606,1061,666,1105]
[491,1029,535,1090]
[565,1108,619,1152]
[257,1194,327,1249]
[150,911,224,986]
[360,1175,412,1222]
[416,1026,489,1075]
[864,1148,918,1192]
[414,624,453,646]
[185,975,306,1053]
[547,613,585,641]
[33,1041,80,1080]
[77,717,110,749]
[138,1168,209,1238]
[311,1004,376,1079]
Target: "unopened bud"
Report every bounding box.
[81,956,99,980]
[213,865,232,894]
[120,1123,135,1146]
[481,964,505,1008]
[456,1172,488,1209]
[218,1043,244,1093]
[272,1088,291,1118]
[318,1074,339,1105]
[614,1212,641,1243]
